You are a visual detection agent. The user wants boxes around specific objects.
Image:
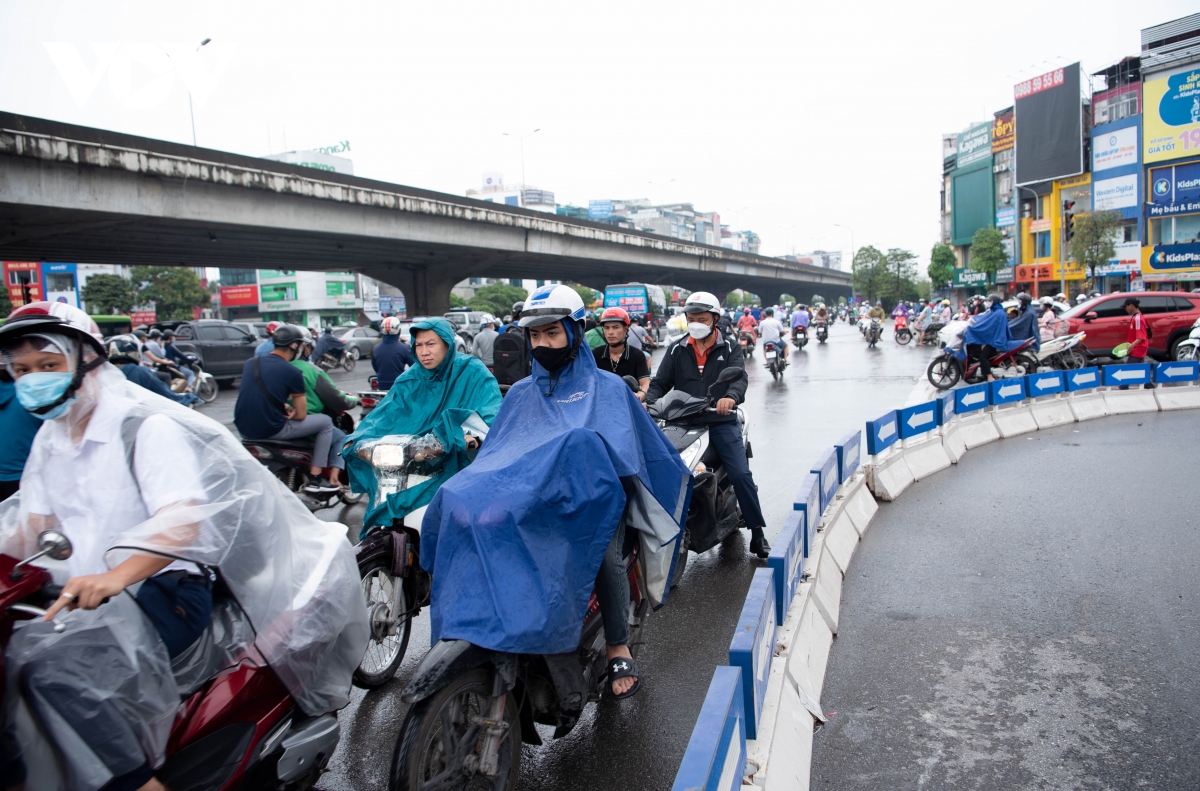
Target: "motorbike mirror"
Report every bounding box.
[621,375,641,393]
[38,530,73,561]
[716,368,742,385]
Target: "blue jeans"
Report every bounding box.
[708,420,765,530]
[595,519,630,647]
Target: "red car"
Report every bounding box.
[1062,291,1200,360]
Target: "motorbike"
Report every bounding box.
[316,349,356,373]
[161,354,219,403]
[357,375,388,419]
[894,314,912,345]
[241,410,364,511]
[1175,317,1200,361]
[739,328,756,358]
[926,336,1038,389]
[1,531,343,791]
[791,326,808,350]
[1035,331,1089,370]
[814,320,828,343]
[646,367,747,587]
[763,340,787,380]
[866,318,882,348]
[918,321,945,346]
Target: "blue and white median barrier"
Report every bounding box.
[1026,370,1074,429]
[864,410,912,501]
[767,513,803,627]
[989,377,1038,437]
[1103,363,1158,415]
[1066,365,1107,421]
[1154,361,1200,410]
[896,400,952,481]
[810,448,839,518]
[937,390,967,463]
[672,666,746,791]
[729,568,776,740]
[793,473,819,560]
[953,381,999,448]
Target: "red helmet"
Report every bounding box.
[265,321,282,335]
[598,306,630,326]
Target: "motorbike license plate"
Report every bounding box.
[765,350,776,359]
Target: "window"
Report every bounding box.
[7,269,35,286]
[44,273,75,292]
[1137,296,1174,314]
[1177,213,1200,243]
[224,325,252,341]
[508,279,521,287]
[1035,232,1051,258]
[1174,297,1198,311]
[362,328,380,338]
[504,196,519,206]
[175,325,194,340]
[219,269,257,286]
[199,325,225,341]
[1151,214,1200,245]
[536,280,545,288]
[469,277,482,285]
[1122,223,1137,243]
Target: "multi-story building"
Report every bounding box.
[947,121,997,300]
[465,173,557,213]
[1090,56,1143,293]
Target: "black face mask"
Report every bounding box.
[531,343,573,372]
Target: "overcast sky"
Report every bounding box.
[1,0,1195,270]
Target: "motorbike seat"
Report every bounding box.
[243,436,315,451]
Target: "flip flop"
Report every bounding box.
[606,656,641,700]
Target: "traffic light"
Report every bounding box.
[1063,200,1076,242]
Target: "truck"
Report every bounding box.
[604,283,667,319]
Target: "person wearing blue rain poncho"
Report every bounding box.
[343,318,502,535]
[953,295,1025,380]
[420,284,692,700]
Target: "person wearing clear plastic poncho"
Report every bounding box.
[342,317,502,536]
[0,302,368,791]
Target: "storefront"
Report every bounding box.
[1144,158,1200,290]
[1091,113,1142,294]
[258,269,362,328]
[1015,174,1092,298]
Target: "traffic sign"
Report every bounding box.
[1102,363,1151,386]
[989,378,1026,405]
[811,448,839,512]
[835,429,861,483]
[671,665,745,791]
[1024,371,1064,397]
[954,382,990,413]
[1065,366,1101,391]
[793,473,819,556]
[897,401,939,439]
[767,511,803,625]
[1154,361,1198,383]
[729,568,775,740]
[865,410,899,455]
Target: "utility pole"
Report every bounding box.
[502,128,540,191]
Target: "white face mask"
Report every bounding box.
[687,322,712,340]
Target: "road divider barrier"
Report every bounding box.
[673,361,1200,791]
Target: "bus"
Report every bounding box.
[91,315,133,337]
[604,283,667,318]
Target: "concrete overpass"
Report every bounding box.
[0,113,851,315]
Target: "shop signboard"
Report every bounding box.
[219,284,259,307]
[996,207,1016,227]
[326,280,356,297]
[1094,242,1142,276]
[3,261,42,305]
[1092,126,1138,171]
[261,282,297,302]
[1094,174,1138,210]
[1015,64,1084,185]
[957,122,992,169]
[588,200,612,220]
[1147,161,1200,218]
[41,262,78,307]
[378,295,393,314]
[1015,261,1087,282]
[994,266,1015,284]
[1146,241,1200,276]
[1143,67,1200,165]
[991,112,1014,153]
[1029,218,1051,233]
[952,268,990,287]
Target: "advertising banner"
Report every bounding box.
[1092,126,1138,171]
[1029,218,1051,233]
[952,268,990,287]
[130,308,157,326]
[219,284,259,307]
[996,207,1016,227]
[995,266,1015,284]
[261,282,297,302]
[1147,161,1200,217]
[957,122,992,169]
[1143,67,1200,165]
[1015,64,1084,185]
[1146,241,1200,274]
[1015,262,1087,282]
[1094,174,1138,210]
[1094,242,1142,276]
[588,200,612,220]
[604,285,648,314]
[41,262,78,307]
[325,280,355,297]
[992,112,1014,153]
[3,261,42,305]
[378,295,393,314]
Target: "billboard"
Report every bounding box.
[991,112,1014,153]
[1146,241,1200,275]
[1094,174,1138,210]
[219,284,259,307]
[1092,126,1138,171]
[1094,242,1141,276]
[956,122,992,169]
[3,261,42,306]
[41,262,78,307]
[589,200,612,220]
[951,166,994,245]
[1147,161,1200,218]
[1014,65,1083,185]
[1143,67,1200,165]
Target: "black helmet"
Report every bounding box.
[148,328,162,338]
[133,329,149,339]
[105,334,142,365]
[512,301,524,317]
[272,324,305,348]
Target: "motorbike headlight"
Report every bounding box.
[353,435,443,497]
[680,438,705,471]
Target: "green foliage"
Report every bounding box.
[568,283,601,308]
[807,294,822,305]
[1068,211,1123,277]
[724,291,742,308]
[449,293,468,309]
[916,279,933,300]
[130,266,211,320]
[851,245,887,303]
[468,283,529,317]
[0,288,11,318]
[837,295,847,306]
[928,243,956,290]
[968,228,1007,279]
[81,274,138,315]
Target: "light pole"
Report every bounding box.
[1017,186,1041,298]
[647,179,675,205]
[502,128,540,190]
[187,38,211,147]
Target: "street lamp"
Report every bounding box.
[187,38,211,147]
[647,179,675,205]
[501,128,540,190]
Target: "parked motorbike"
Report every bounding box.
[161,353,219,403]
[926,336,1038,389]
[1175,317,1200,361]
[866,318,882,348]
[894,315,912,345]
[791,326,809,350]
[317,350,356,373]
[647,367,747,587]
[918,321,945,346]
[241,410,364,510]
[1035,331,1089,370]
[739,328,756,358]
[763,340,787,380]
[1,531,343,791]
[814,321,828,343]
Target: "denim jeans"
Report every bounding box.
[268,414,345,470]
[595,519,630,647]
[708,420,765,530]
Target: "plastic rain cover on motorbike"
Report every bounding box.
[0,361,368,788]
[421,343,692,655]
[343,318,502,533]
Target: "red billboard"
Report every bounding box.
[3,261,42,306]
[220,284,259,307]
[130,309,157,326]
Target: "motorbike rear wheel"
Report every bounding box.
[895,329,912,345]
[1176,343,1198,362]
[927,355,961,389]
[195,376,219,403]
[390,669,520,791]
[769,359,780,380]
[355,560,410,689]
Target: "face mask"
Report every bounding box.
[687,322,712,340]
[15,371,75,420]
[531,343,574,372]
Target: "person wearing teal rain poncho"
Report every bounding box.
[343,318,502,535]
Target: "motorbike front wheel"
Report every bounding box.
[195,376,219,403]
[390,668,521,791]
[342,355,358,372]
[895,329,912,345]
[355,559,410,689]
[927,355,961,389]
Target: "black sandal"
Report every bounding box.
[606,656,641,700]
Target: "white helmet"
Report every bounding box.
[519,284,586,328]
[682,291,721,317]
[298,327,315,345]
[1038,296,1053,305]
[1076,294,1087,303]
[479,314,497,328]
[381,316,403,335]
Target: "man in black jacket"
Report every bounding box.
[646,291,769,558]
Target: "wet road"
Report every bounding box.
[810,411,1200,789]
[195,319,937,790]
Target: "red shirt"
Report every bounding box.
[1127,312,1149,357]
[737,315,758,331]
[686,334,714,373]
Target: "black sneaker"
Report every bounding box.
[749,535,771,559]
[303,476,340,495]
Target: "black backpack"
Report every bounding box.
[492,329,530,386]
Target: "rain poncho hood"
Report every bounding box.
[1007,304,1042,352]
[420,330,693,655]
[954,301,1024,360]
[0,359,368,787]
[344,318,502,531]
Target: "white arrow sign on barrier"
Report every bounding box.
[961,391,986,407]
[1162,365,1190,378]
[906,410,934,430]
[878,420,895,441]
[999,383,1022,398]
[1072,371,1097,386]
[1111,369,1144,381]
[1034,377,1056,390]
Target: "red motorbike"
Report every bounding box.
[894,314,913,345]
[738,328,756,358]
[2,531,341,791]
[926,338,1038,389]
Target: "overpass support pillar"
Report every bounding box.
[370,265,467,318]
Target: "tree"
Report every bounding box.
[724,291,742,308]
[1068,211,1123,279]
[130,266,211,320]
[568,283,601,308]
[878,248,917,310]
[928,243,955,291]
[81,273,138,314]
[468,283,529,317]
[807,294,822,305]
[0,288,10,318]
[449,293,468,309]
[968,228,1007,282]
[851,245,888,303]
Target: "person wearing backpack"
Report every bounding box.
[492,322,531,389]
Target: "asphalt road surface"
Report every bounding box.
[811,410,1200,790]
[195,318,937,790]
